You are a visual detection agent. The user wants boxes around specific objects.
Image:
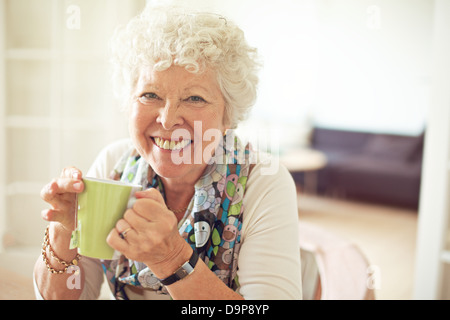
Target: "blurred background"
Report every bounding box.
[0,0,449,299]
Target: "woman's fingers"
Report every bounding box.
[135,188,165,204]
[41,208,66,224]
[106,228,128,254]
[132,188,174,222]
[40,166,84,230]
[123,208,149,232]
[106,188,183,266]
[40,178,83,203]
[55,166,84,195]
[61,166,82,180]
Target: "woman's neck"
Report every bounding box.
[159,176,196,220]
[151,162,209,220]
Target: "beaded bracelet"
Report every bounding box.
[41,226,81,274]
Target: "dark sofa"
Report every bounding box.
[295,127,424,209]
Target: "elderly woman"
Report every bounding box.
[34,6,302,300]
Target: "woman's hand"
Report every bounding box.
[40,167,84,232]
[107,188,191,278]
[107,188,243,300]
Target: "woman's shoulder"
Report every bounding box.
[243,151,297,210]
[86,138,134,179]
[247,152,294,187]
[99,138,134,158]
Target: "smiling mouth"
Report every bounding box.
[152,137,192,151]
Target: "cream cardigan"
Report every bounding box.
[35,139,302,300]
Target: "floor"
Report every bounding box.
[297,193,418,300]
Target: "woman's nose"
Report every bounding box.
[157,99,184,130]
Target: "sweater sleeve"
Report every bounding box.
[237,161,303,299]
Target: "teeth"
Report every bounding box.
[154,137,191,150]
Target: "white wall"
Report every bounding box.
[413,0,450,299]
[154,0,433,141]
[1,0,145,252]
[312,0,432,135]
[1,0,435,250]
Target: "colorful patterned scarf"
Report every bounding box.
[101,132,252,299]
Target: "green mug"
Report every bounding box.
[71,177,141,260]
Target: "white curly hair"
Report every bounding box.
[110,5,261,128]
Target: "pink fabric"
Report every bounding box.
[299,221,375,300]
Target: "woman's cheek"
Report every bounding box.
[128,108,152,152]
[128,113,140,143]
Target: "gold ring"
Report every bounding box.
[119,228,132,240]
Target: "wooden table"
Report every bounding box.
[281,148,327,193]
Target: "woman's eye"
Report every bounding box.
[138,92,159,104]
[186,96,206,103]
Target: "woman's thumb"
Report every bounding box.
[135,188,165,204]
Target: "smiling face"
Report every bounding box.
[128,65,228,183]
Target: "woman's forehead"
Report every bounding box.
[136,65,219,92]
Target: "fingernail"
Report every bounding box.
[72,172,81,180]
[127,197,136,208]
[135,191,144,198]
[73,182,82,191]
